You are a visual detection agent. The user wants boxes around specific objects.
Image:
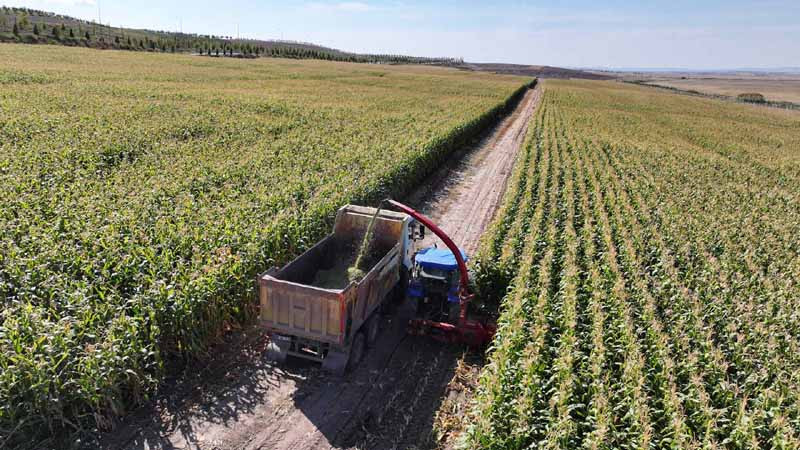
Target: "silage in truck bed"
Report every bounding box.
[310,240,384,289]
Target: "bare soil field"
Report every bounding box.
[459,63,613,80]
[98,86,541,450]
[620,73,800,104]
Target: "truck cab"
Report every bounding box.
[406,247,468,324]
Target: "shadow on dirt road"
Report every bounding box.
[104,300,459,450]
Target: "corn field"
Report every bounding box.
[0,44,531,441]
[467,80,800,449]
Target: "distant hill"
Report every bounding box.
[0,6,462,65]
[458,63,614,80]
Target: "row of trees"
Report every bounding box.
[0,6,464,65]
[6,21,83,40]
[2,18,175,51]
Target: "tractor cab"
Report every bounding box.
[406,246,468,324]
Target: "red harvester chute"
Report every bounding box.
[385,199,496,347]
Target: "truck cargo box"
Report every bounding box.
[259,205,417,372]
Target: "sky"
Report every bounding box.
[3,0,799,69]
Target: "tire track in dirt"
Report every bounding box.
[101,85,540,450]
[412,85,542,255]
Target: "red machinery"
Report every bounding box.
[385,199,496,347]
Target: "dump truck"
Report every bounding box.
[259,200,495,375]
[259,204,423,374]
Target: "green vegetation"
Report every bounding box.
[738,92,767,103]
[0,43,530,444]
[0,6,463,64]
[467,80,800,448]
[349,207,382,282]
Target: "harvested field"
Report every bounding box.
[625,74,800,104]
[458,63,613,80]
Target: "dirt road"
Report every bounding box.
[103,85,540,450]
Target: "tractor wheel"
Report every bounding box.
[365,314,380,347]
[403,295,419,317]
[448,302,461,325]
[347,332,366,372]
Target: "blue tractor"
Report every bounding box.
[406,246,468,325]
[388,199,495,347]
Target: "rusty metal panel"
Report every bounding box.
[260,282,271,322]
[346,244,401,340]
[259,205,410,348]
[334,205,406,247]
[327,300,340,339]
[260,275,345,345]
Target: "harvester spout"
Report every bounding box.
[384,199,494,347]
[385,199,471,301]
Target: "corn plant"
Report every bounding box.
[464,79,800,449]
[0,43,534,443]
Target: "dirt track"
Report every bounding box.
[102,85,540,450]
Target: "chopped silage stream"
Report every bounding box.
[311,207,382,290]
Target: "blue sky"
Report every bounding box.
[4,0,799,69]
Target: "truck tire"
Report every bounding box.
[322,349,348,376]
[266,340,289,364]
[382,268,408,315]
[347,332,366,372]
[365,314,380,347]
[394,268,409,303]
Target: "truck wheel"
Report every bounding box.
[394,268,409,303]
[365,315,380,347]
[266,340,288,364]
[322,349,348,376]
[347,332,366,372]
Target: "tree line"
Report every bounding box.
[0,6,464,65]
